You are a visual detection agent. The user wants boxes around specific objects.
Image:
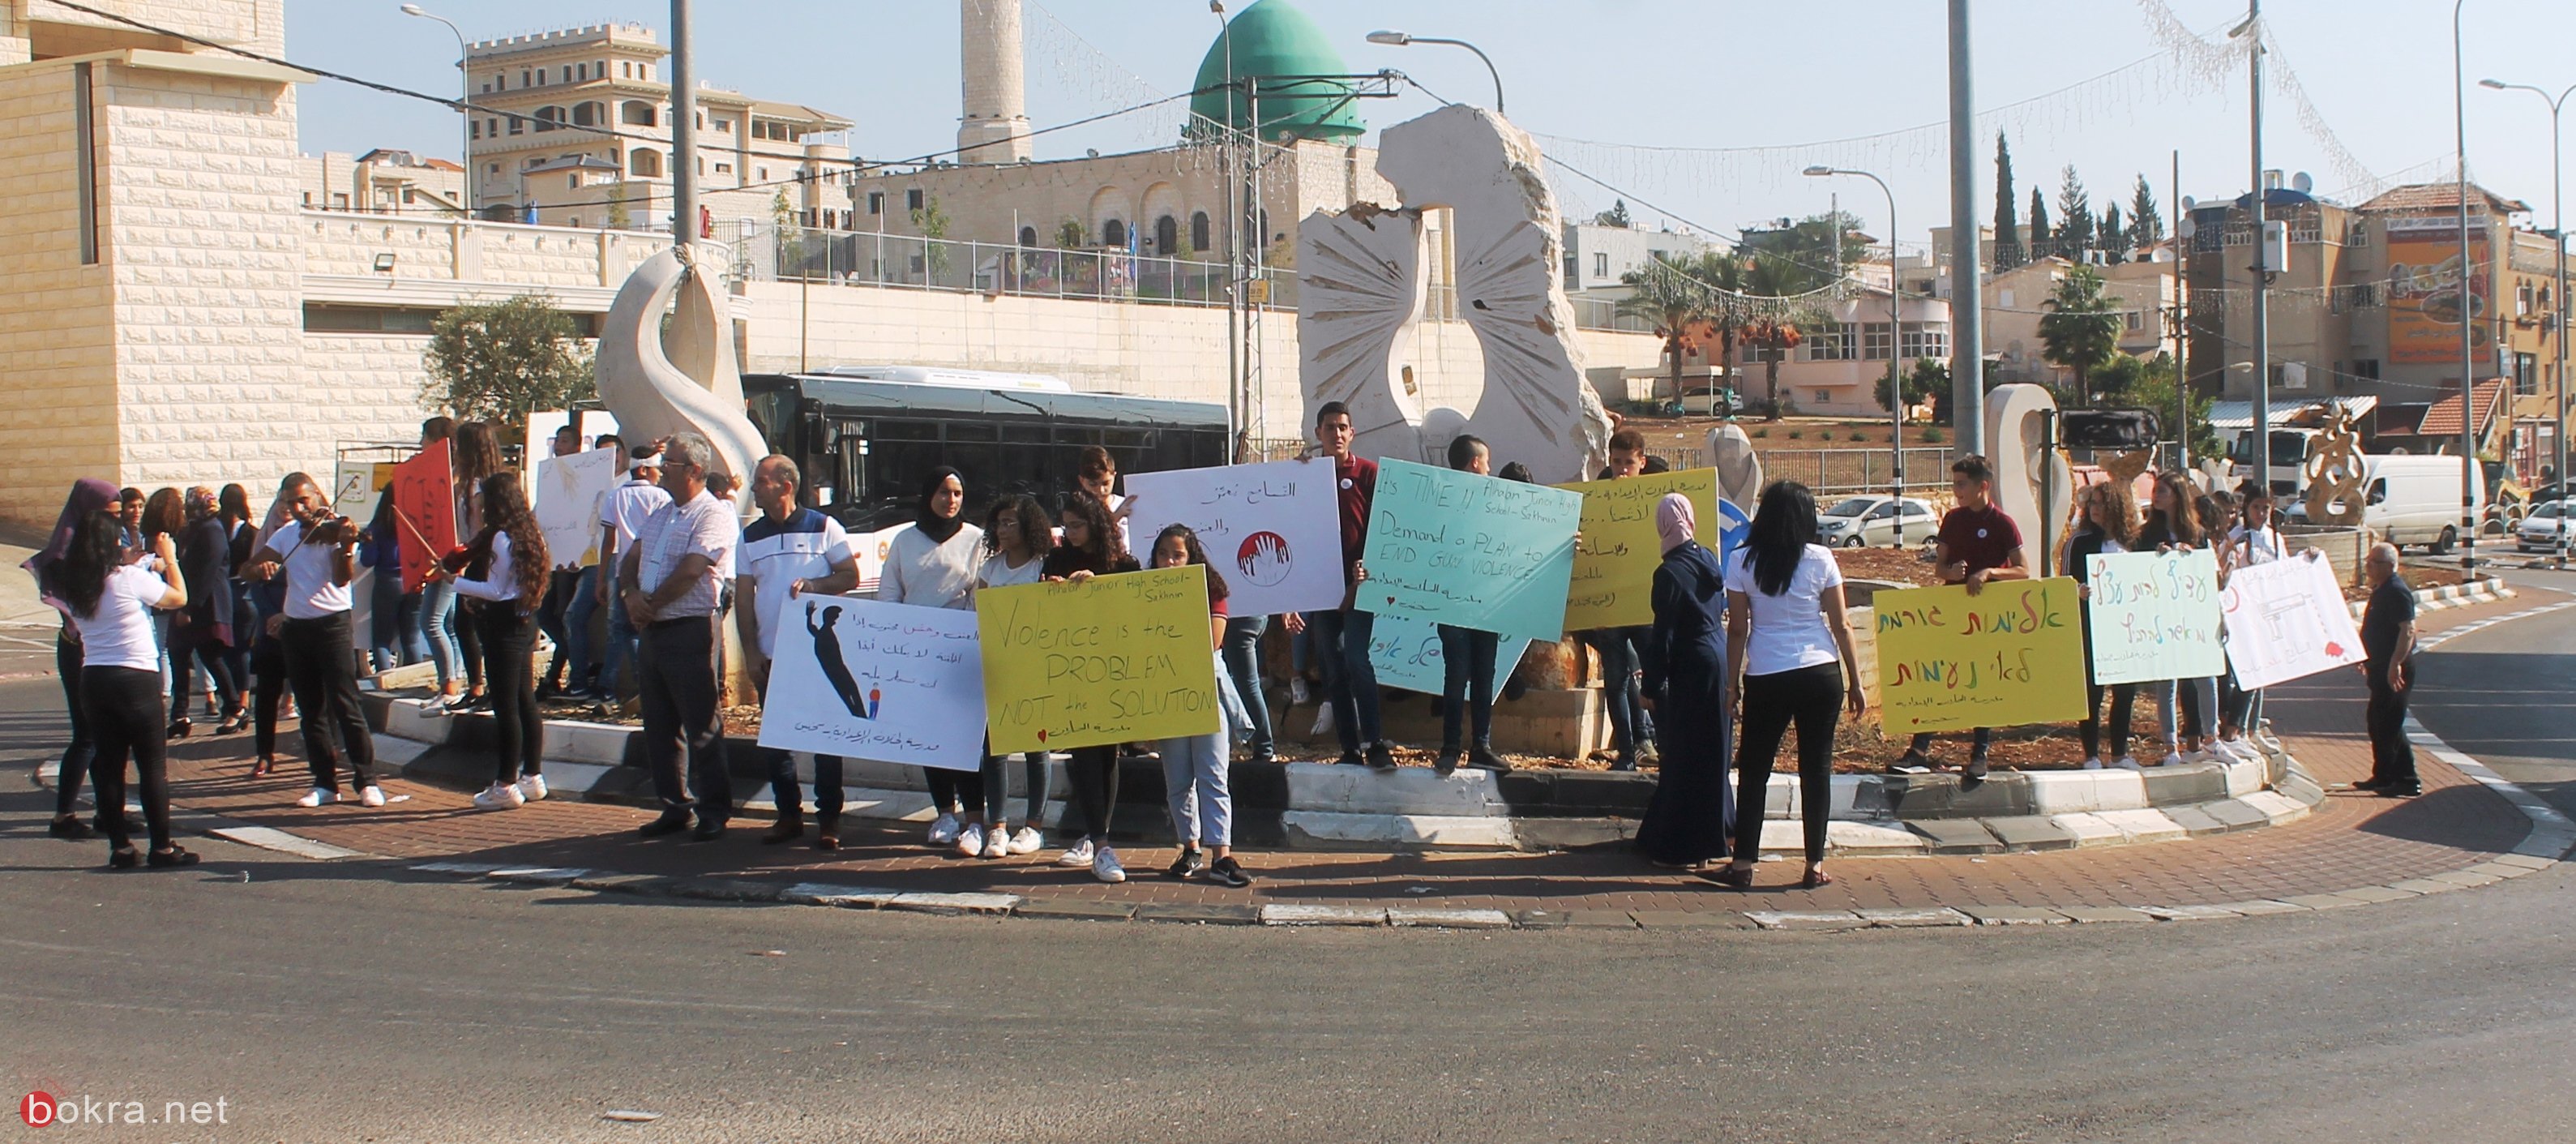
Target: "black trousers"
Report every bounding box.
[2366,660,2417,786]
[250,633,286,761]
[1735,663,1844,863]
[169,623,239,722]
[2080,679,2137,761]
[755,673,841,821]
[476,604,542,785]
[926,767,985,819]
[1066,745,1119,842]
[83,666,173,851]
[280,612,377,791]
[54,634,96,820]
[537,568,580,689]
[640,615,730,823]
[456,598,485,691]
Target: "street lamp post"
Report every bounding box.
[2453,0,2480,572]
[400,3,471,218]
[1366,30,1502,114]
[2481,76,2576,568]
[1807,165,1910,547]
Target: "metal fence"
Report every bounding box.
[1749,446,1959,498]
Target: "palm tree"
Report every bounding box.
[2037,265,2124,405]
[1740,255,1807,418]
[1615,252,1708,405]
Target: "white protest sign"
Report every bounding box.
[2219,554,2368,690]
[533,447,621,568]
[2083,550,2226,684]
[1122,457,1345,617]
[1366,611,1529,697]
[756,595,986,771]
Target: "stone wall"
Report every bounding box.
[0,62,121,516]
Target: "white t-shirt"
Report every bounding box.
[604,479,674,551]
[267,520,353,620]
[72,563,167,671]
[739,510,853,658]
[2229,524,2283,568]
[452,532,523,604]
[975,550,1046,595]
[877,523,986,611]
[1723,544,1846,677]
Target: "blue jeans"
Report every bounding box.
[2157,676,2222,745]
[1581,628,1651,758]
[419,579,462,688]
[599,585,640,698]
[1159,727,1233,847]
[1306,606,1380,755]
[1222,615,1272,759]
[370,569,426,673]
[561,570,602,691]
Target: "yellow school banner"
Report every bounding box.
[1559,469,1719,630]
[1872,577,2088,735]
[975,564,1221,754]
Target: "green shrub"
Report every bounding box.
[1787,430,1804,440]
[1921,426,1945,443]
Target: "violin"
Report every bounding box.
[440,525,500,576]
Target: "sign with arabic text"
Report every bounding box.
[758,596,986,771]
[1358,458,1581,641]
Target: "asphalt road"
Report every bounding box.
[4,591,2574,1142]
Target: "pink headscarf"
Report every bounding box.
[1654,492,1697,555]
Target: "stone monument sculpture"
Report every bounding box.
[1701,422,1766,512]
[2301,409,2368,528]
[596,243,766,508]
[1297,105,1613,482]
[1983,383,2073,573]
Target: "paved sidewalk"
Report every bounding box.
[72,590,2566,928]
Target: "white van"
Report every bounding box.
[2297,455,2484,551]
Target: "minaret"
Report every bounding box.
[957,0,1032,162]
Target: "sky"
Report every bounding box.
[287,1,2576,251]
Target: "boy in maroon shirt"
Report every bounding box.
[1283,402,1393,769]
[1896,454,2030,779]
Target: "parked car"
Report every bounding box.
[2517,499,2572,553]
[1816,495,1939,548]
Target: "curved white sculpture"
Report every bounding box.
[1983,383,2073,572]
[1701,422,1766,512]
[1298,105,1613,482]
[596,243,766,508]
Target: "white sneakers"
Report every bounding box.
[981,828,1010,859]
[2159,752,2187,768]
[2113,756,2146,771]
[2214,739,2260,764]
[1058,838,1096,868]
[473,782,525,811]
[358,786,387,808]
[1007,827,1043,855]
[2182,748,2217,765]
[926,812,961,846]
[1312,704,1337,739]
[2081,757,2104,770]
[295,787,336,808]
[516,774,549,803]
[1091,843,1127,884]
[955,823,986,858]
[1290,677,1313,706]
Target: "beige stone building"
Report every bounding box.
[460,22,854,233]
[1983,254,2180,386]
[295,148,464,216]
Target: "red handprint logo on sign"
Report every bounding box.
[1236,531,1293,588]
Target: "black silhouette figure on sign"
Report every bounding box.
[805,602,878,720]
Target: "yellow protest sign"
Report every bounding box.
[1559,469,1720,630]
[974,564,1221,754]
[1872,577,2088,734]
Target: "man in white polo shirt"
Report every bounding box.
[622,433,738,841]
[586,443,668,705]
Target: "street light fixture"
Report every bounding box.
[400,3,473,218]
[2480,75,2576,568]
[1365,30,1503,114]
[1805,164,1911,547]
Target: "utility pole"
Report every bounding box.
[2243,0,2271,495]
[670,0,699,246]
[1947,0,1985,454]
[2452,0,2480,572]
[2172,150,2189,469]
[1215,2,1241,459]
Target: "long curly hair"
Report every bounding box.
[58,510,126,619]
[2082,480,2140,548]
[1055,493,1128,570]
[2147,471,2202,547]
[1149,522,1230,606]
[476,471,550,606]
[983,494,1056,560]
[452,421,504,485]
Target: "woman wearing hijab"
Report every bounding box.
[169,486,242,736]
[28,479,120,839]
[1633,491,1735,871]
[875,466,990,851]
[58,504,196,868]
[1704,481,1866,891]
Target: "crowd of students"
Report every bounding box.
[32,401,2418,884]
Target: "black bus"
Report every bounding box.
[742,371,1233,533]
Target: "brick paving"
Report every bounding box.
[137,593,2551,918]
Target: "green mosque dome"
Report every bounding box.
[1185,0,1366,144]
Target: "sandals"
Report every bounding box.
[1697,866,1755,890]
[109,846,141,869]
[250,756,275,778]
[1800,868,1834,889]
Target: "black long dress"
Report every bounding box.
[1634,539,1735,865]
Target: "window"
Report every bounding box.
[534,105,562,132]
[712,118,732,134]
[469,120,480,139]
[520,70,530,87]
[1190,211,1210,251]
[2518,281,2535,317]
[568,216,581,227]
[868,191,885,215]
[1593,252,1609,277]
[905,188,924,211]
[1863,322,1893,361]
[2354,358,2381,381]
[1808,326,1856,361]
[1102,219,1127,248]
[1899,323,1948,361]
[507,116,523,135]
[628,149,661,178]
[1019,225,1038,247]
[571,102,598,127]
[713,162,731,175]
[486,118,499,137]
[488,162,501,174]
[756,167,768,182]
[2518,352,2539,396]
[304,304,439,333]
[2124,311,2142,331]
[1812,389,1833,405]
[574,64,584,81]
[536,68,546,85]
[1153,214,1177,254]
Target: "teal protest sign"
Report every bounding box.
[1358,458,1582,641]
[2083,550,2227,685]
[1365,611,1530,696]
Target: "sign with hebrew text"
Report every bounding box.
[2219,554,2368,690]
[387,439,456,593]
[2083,550,2226,684]
[1873,577,2088,734]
